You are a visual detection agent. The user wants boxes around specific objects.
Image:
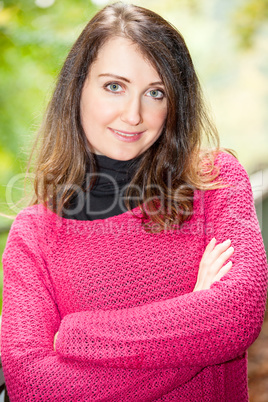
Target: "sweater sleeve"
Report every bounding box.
[1,211,203,401]
[55,153,268,369]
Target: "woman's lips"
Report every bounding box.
[109,128,145,142]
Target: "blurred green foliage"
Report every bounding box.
[232,0,268,48]
[0,0,97,219]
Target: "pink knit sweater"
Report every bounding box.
[1,152,267,401]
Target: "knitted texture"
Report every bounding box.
[1,152,267,401]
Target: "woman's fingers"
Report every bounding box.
[194,238,234,292]
[202,237,216,258]
[207,239,231,264]
[53,332,58,351]
[214,261,233,282]
[211,245,234,274]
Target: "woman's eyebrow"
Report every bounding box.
[98,73,164,86]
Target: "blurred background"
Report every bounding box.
[0,0,267,400]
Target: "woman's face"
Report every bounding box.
[80,37,168,160]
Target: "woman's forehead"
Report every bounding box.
[89,37,163,83]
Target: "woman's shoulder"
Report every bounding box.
[205,150,250,187]
[196,150,254,208]
[9,204,58,235]
[214,151,248,180]
[201,150,254,209]
[3,205,63,260]
[14,204,52,221]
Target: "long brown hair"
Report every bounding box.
[29,2,223,231]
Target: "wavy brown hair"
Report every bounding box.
[29,2,224,231]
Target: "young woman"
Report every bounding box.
[1,2,267,401]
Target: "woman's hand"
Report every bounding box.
[53,332,58,351]
[193,238,234,292]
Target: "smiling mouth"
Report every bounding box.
[110,128,145,137]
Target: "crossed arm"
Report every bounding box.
[1,154,267,400]
[53,237,234,349]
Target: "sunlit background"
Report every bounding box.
[0,0,268,399]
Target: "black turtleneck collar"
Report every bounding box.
[91,154,139,195]
[64,154,141,221]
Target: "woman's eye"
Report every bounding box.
[106,83,122,92]
[148,89,164,99]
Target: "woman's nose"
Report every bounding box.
[120,96,143,126]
